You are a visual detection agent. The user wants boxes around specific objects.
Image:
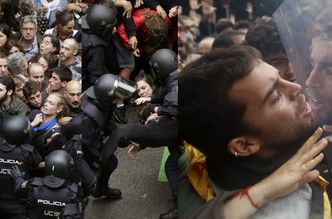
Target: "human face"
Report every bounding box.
[40,36,56,54]
[37,57,49,72]
[49,73,63,92]
[21,22,37,41]
[29,66,45,88]
[230,60,315,155]
[41,94,61,116]
[0,31,8,47]
[60,20,75,39]
[21,60,29,77]
[59,40,75,62]
[0,83,8,103]
[8,46,20,55]
[27,91,42,109]
[136,80,153,97]
[0,58,8,75]
[65,86,81,108]
[306,37,332,124]
[15,83,25,102]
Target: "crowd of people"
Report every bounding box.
[0,0,179,218]
[1,0,332,218]
[178,0,332,218]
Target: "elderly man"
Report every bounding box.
[18,15,40,62]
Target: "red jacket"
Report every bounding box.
[116,8,171,51]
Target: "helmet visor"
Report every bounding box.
[110,77,136,100]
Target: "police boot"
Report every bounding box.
[93,169,122,200]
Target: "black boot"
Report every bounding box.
[92,166,122,200]
[159,207,177,219]
[93,184,122,200]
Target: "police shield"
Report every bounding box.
[273,0,332,125]
[273,0,332,179]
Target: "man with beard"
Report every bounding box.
[0,75,30,119]
[60,38,81,81]
[64,80,81,117]
[179,46,330,218]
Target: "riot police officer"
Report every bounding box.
[81,4,118,90]
[99,49,179,219]
[12,150,82,219]
[82,73,136,199]
[0,115,42,219]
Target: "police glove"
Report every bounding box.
[139,103,159,121]
[11,165,22,179]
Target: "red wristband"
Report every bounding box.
[232,186,260,209]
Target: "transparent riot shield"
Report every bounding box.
[273,0,332,125]
[273,0,332,179]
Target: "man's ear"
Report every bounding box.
[61,81,68,88]
[227,136,261,157]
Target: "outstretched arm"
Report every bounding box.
[223,127,329,219]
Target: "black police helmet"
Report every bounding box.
[81,4,117,34]
[149,49,177,81]
[85,74,136,104]
[1,115,31,146]
[43,150,74,188]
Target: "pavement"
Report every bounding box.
[84,106,174,219]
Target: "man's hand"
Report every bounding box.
[128,142,140,158]
[135,0,144,8]
[132,48,141,57]
[128,36,138,50]
[122,0,133,18]
[156,5,167,19]
[169,6,178,18]
[145,113,158,125]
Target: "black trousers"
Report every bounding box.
[101,117,178,197]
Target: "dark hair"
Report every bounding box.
[6,39,24,54]
[179,45,261,159]
[215,18,234,34]
[23,80,40,98]
[143,11,169,57]
[0,75,15,93]
[134,71,156,92]
[245,19,286,59]
[49,66,72,82]
[233,20,251,30]
[0,23,11,40]
[56,10,75,26]
[212,30,245,49]
[42,34,61,54]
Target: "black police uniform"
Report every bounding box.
[101,69,179,199]
[62,135,97,202]
[14,176,81,219]
[0,141,41,219]
[82,31,118,90]
[81,95,119,195]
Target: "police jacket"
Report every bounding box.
[156,69,178,118]
[81,96,117,162]
[15,177,81,219]
[0,143,41,200]
[62,135,97,196]
[82,32,118,86]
